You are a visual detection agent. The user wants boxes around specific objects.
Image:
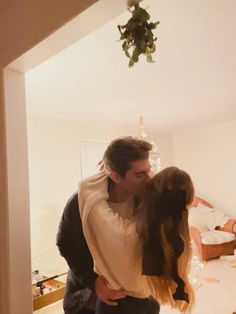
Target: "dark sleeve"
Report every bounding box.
[56,192,97,290]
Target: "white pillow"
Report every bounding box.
[188,206,209,231]
[188,204,229,231]
[201,230,235,245]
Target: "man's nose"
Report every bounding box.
[143,172,151,183]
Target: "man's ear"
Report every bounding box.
[108,171,121,184]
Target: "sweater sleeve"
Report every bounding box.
[84,202,139,289]
[90,202,136,235]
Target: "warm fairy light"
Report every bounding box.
[135,116,160,173]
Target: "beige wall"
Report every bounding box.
[4,68,32,313]
[27,114,174,210]
[27,114,173,275]
[0,1,97,313]
[0,69,10,314]
[9,0,127,73]
[0,0,97,68]
[174,122,236,218]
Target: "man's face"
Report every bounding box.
[119,159,151,198]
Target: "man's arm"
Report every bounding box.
[57,192,97,289]
[57,192,126,305]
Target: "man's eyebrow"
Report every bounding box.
[134,170,150,175]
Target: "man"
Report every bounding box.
[57,136,152,314]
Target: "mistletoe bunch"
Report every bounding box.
[118,0,160,67]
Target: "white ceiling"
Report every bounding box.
[25,0,236,133]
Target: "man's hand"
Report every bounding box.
[95,276,126,306]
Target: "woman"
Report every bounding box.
[79,167,195,314]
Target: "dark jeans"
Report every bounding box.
[65,308,95,314]
[79,309,95,314]
[63,270,95,314]
[96,296,160,314]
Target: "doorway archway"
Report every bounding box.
[0,1,125,312]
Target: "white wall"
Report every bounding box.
[27,114,174,212]
[173,121,236,218]
[27,114,174,273]
[0,0,98,68]
[4,68,32,314]
[1,2,126,312]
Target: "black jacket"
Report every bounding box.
[57,192,97,313]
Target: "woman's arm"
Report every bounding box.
[83,202,139,289]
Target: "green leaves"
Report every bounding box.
[118,3,160,68]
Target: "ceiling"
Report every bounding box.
[25,0,236,133]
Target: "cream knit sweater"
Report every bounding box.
[78,172,153,298]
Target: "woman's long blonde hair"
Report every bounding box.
[140,167,195,313]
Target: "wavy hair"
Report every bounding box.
[140,167,195,313]
[103,136,152,177]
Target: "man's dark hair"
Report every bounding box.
[103,136,152,177]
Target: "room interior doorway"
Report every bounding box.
[1,1,125,313]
